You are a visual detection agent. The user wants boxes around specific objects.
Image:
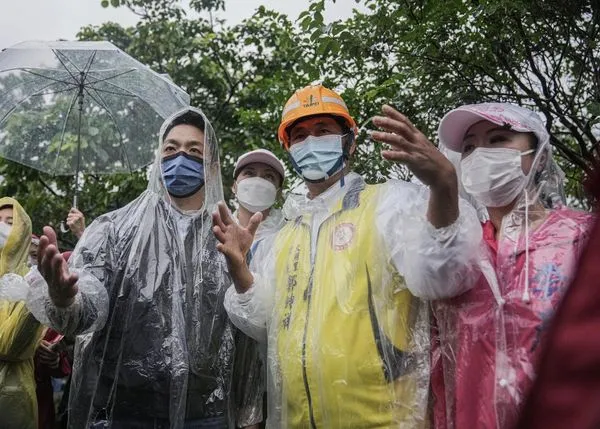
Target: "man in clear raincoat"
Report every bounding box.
[26,108,262,429]
[431,102,595,428]
[212,84,482,428]
[0,198,45,429]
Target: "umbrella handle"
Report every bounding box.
[59,221,70,234]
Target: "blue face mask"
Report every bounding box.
[161,152,205,198]
[288,134,345,182]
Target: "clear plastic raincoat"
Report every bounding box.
[232,207,287,426]
[0,197,44,429]
[225,171,482,428]
[26,108,261,429]
[431,103,595,429]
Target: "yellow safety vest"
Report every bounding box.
[270,182,427,428]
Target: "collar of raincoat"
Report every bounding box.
[233,207,286,242]
[147,107,224,215]
[437,102,566,223]
[0,197,32,277]
[282,171,361,220]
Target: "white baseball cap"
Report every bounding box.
[438,102,548,153]
[233,149,286,182]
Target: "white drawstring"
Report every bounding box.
[199,214,204,281]
[480,257,505,307]
[522,190,531,303]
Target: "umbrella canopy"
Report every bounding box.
[0,40,190,180]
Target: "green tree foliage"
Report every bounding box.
[1,0,597,247]
[300,0,600,205]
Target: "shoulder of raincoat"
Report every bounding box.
[225,173,482,428]
[0,197,44,429]
[516,177,600,429]
[432,107,597,429]
[27,108,262,429]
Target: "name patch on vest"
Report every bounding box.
[332,222,355,251]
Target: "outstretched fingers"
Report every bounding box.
[217,202,233,226]
[246,212,263,237]
[370,130,414,153]
[212,224,227,244]
[381,149,411,163]
[382,104,418,132]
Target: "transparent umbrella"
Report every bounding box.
[0,40,190,210]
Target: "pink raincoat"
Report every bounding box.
[432,102,595,429]
[432,207,594,428]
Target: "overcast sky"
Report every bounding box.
[0,0,363,50]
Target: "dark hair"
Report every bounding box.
[162,111,206,141]
[528,132,539,151]
[0,204,13,211]
[234,165,284,188]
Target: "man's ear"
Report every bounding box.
[343,132,357,157]
[348,141,357,157]
[232,181,238,195]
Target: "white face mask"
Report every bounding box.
[460,147,535,207]
[236,177,278,213]
[0,222,12,249]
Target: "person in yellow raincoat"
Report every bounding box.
[0,197,44,429]
[213,84,482,428]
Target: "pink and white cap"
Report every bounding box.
[233,149,286,182]
[438,102,549,153]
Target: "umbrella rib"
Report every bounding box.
[0,81,77,109]
[80,50,98,88]
[94,78,156,104]
[83,87,134,172]
[85,68,136,86]
[82,50,98,76]
[52,49,81,84]
[90,78,170,130]
[0,80,66,127]
[20,68,77,86]
[51,90,81,175]
[86,86,135,97]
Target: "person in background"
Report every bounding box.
[29,234,39,267]
[34,328,71,429]
[231,149,287,428]
[232,149,286,247]
[65,208,86,239]
[431,102,595,429]
[0,198,45,429]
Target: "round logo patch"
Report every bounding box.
[332,222,355,251]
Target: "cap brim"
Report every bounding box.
[234,153,285,181]
[438,109,498,153]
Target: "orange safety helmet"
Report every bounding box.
[277,84,358,149]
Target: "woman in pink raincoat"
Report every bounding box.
[430,103,595,429]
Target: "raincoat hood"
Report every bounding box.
[0,197,32,277]
[149,107,224,211]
